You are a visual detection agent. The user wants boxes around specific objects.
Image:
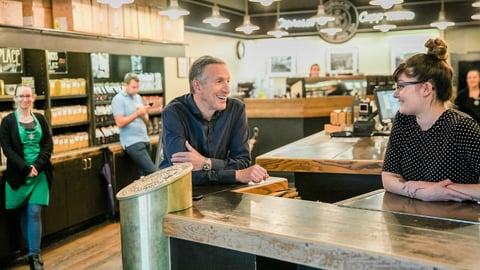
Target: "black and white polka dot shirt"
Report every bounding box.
[383,109,480,184]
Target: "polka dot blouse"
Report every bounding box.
[383,109,480,184]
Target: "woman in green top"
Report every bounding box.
[0,85,53,270]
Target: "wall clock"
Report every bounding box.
[235,40,245,60]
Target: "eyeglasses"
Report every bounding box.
[16,95,33,99]
[395,81,426,91]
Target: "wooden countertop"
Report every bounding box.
[244,96,355,118]
[164,189,480,269]
[256,131,388,175]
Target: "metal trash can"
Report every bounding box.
[116,163,193,270]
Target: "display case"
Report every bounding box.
[304,75,367,97]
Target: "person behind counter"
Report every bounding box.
[159,55,269,185]
[112,72,157,178]
[309,63,320,77]
[454,69,480,122]
[382,38,480,202]
[0,85,53,270]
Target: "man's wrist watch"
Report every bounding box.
[202,158,211,171]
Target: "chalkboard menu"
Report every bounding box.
[0,47,22,73]
[47,51,68,74]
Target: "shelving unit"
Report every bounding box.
[91,54,165,146]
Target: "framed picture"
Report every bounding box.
[0,47,22,73]
[131,55,144,74]
[326,48,358,75]
[390,47,421,73]
[91,52,110,79]
[47,51,67,74]
[177,57,187,78]
[267,55,295,77]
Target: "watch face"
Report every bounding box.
[316,0,359,44]
[202,159,211,171]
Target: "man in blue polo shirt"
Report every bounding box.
[112,72,156,177]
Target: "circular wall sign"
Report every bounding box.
[235,40,245,60]
[316,0,359,44]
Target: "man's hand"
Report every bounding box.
[170,141,206,171]
[235,165,269,184]
[135,105,150,117]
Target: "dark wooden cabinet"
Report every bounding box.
[64,152,109,225]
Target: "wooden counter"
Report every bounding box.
[244,96,355,118]
[255,131,389,202]
[256,131,387,175]
[164,189,480,270]
[244,97,359,166]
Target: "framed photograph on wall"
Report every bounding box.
[267,55,295,77]
[177,57,187,78]
[390,47,420,73]
[326,48,358,75]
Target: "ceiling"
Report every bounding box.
[177,0,480,42]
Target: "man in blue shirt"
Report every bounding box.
[112,72,156,177]
[159,56,269,185]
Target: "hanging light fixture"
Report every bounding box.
[249,0,279,7]
[267,1,288,38]
[430,0,454,30]
[96,0,133,9]
[310,0,334,26]
[320,21,341,36]
[369,0,403,9]
[472,1,480,20]
[373,17,396,32]
[203,3,230,27]
[159,0,190,20]
[384,4,414,21]
[236,0,260,34]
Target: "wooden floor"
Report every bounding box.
[6,222,122,270]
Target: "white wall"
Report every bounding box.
[164,27,480,103]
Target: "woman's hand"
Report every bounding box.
[404,179,472,202]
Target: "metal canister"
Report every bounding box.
[116,163,193,270]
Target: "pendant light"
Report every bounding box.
[310,0,335,26]
[472,1,480,20]
[320,21,342,36]
[249,0,279,7]
[236,0,260,34]
[373,17,396,32]
[96,0,133,9]
[430,0,454,30]
[369,0,403,9]
[203,3,230,27]
[267,1,288,38]
[159,0,190,20]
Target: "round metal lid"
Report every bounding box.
[116,163,193,200]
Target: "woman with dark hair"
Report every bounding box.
[381,38,480,202]
[454,69,480,122]
[0,85,53,270]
